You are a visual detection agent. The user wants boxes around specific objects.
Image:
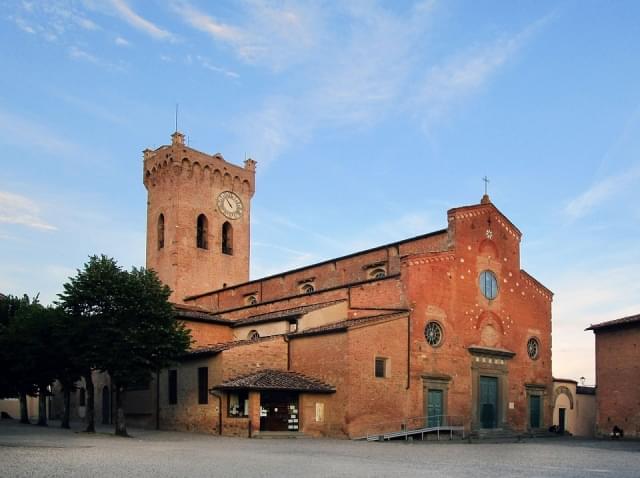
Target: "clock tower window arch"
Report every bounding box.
[222,221,233,255]
[196,214,208,250]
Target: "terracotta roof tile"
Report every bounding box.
[586,313,640,331]
[214,369,335,393]
[233,300,346,327]
[288,311,409,338]
[182,336,279,359]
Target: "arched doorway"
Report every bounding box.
[102,386,110,425]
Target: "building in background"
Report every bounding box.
[587,314,640,438]
[552,378,596,437]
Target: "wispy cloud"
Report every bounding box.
[564,164,640,219]
[173,0,323,70]
[416,14,552,128]
[0,191,56,231]
[110,0,174,41]
[195,55,239,78]
[114,36,130,46]
[68,45,125,71]
[9,2,99,42]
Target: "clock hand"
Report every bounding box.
[226,199,233,208]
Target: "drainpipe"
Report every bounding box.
[406,313,411,390]
[209,389,223,435]
[284,335,291,370]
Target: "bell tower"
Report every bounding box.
[143,131,256,304]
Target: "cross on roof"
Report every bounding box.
[482,176,490,195]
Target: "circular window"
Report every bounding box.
[527,337,540,360]
[301,284,315,294]
[246,295,257,305]
[371,268,386,279]
[479,270,498,300]
[425,321,443,347]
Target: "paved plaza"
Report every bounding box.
[1,420,639,477]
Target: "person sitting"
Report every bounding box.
[610,425,624,439]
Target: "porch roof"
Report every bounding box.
[213,369,335,393]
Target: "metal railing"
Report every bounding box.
[364,415,467,441]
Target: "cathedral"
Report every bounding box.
[111,131,553,438]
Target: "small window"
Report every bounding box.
[527,337,540,360]
[196,214,208,249]
[288,319,298,333]
[479,270,498,300]
[425,321,443,347]
[228,391,249,417]
[301,283,315,294]
[247,330,260,341]
[246,295,257,305]
[78,388,86,406]
[222,221,233,255]
[198,367,208,405]
[168,369,178,405]
[157,213,165,249]
[370,268,386,279]
[375,357,387,378]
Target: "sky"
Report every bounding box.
[1,0,639,384]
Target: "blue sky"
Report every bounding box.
[1,0,639,383]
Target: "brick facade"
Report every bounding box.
[588,316,640,438]
[142,135,553,438]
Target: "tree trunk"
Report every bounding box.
[61,385,71,429]
[19,392,29,424]
[84,372,95,433]
[37,384,47,426]
[114,384,128,437]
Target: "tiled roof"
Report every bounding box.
[214,369,335,393]
[182,336,279,359]
[233,300,346,327]
[173,303,230,324]
[586,313,640,331]
[288,310,409,338]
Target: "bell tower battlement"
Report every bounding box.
[143,132,256,304]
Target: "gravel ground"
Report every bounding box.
[1,420,639,477]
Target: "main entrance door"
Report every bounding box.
[479,376,498,429]
[529,394,541,429]
[260,391,299,432]
[427,389,443,427]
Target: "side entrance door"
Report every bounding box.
[479,376,498,429]
[427,389,443,427]
[260,391,298,432]
[558,407,566,433]
[529,395,541,429]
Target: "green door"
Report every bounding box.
[479,376,498,429]
[427,389,443,427]
[529,395,541,429]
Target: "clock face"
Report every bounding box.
[217,191,244,220]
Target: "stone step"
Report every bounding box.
[253,431,311,439]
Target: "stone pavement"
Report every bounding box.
[1,420,639,477]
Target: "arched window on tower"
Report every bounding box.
[157,214,165,250]
[196,214,208,249]
[222,221,233,255]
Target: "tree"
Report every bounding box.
[0,295,41,424]
[1,299,62,426]
[58,255,191,436]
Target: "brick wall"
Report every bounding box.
[594,325,640,437]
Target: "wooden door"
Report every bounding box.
[479,376,498,429]
[427,389,443,427]
[558,407,566,433]
[529,395,541,429]
[260,391,298,432]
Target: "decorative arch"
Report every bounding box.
[157,213,165,249]
[196,214,208,249]
[222,221,233,255]
[479,238,499,258]
[554,385,574,410]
